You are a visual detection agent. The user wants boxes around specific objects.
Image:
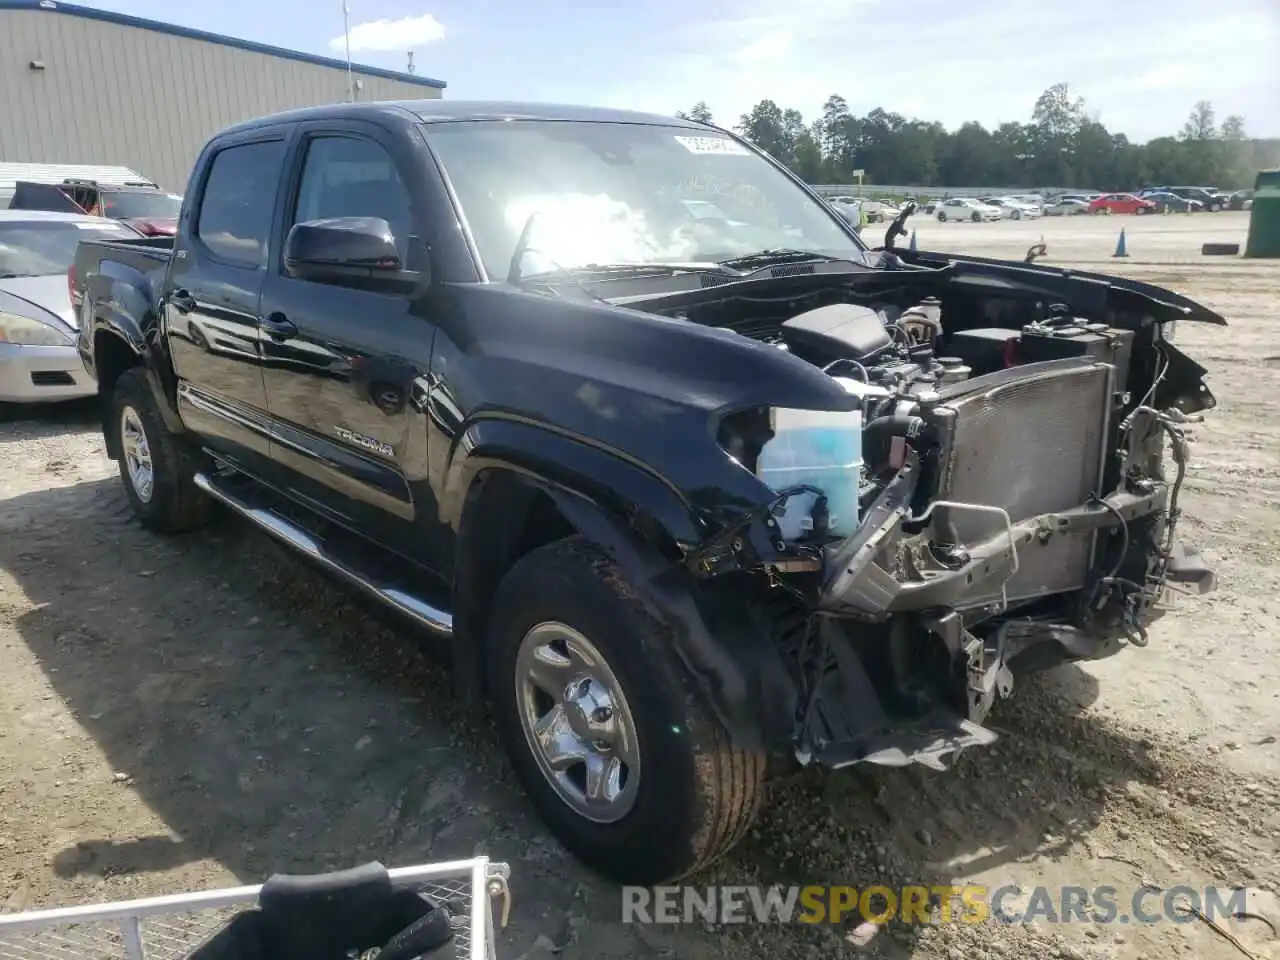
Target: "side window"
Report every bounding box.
[290,136,413,261]
[196,139,287,268]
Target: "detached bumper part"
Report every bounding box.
[1165,542,1216,595]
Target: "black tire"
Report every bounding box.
[109,367,213,533]
[937,211,946,223]
[1011,209,1021,221]
[1135,206,1146,216]
[1210,203,1222,213]
[971,211,980,222]
[487,537,765,884]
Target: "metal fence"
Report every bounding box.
[0,858,510,960]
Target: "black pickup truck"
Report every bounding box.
[74,100,1220,884]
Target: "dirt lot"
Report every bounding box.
[2,211,1278,960]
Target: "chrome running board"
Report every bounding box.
[193,471,453,637]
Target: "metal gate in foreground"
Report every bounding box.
[0,857,511,960]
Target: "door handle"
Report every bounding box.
[170,290,197,314]
[260,312,297,341]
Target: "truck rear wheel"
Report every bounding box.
[109,368,212,533]
[487,536,765,884]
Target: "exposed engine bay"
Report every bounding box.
[630,272,1220,772]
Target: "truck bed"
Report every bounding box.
[73,235,173,307]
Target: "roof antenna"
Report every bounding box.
[407,51,415,74]
[341,0,354,102]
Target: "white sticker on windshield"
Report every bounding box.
[673,135,750,156]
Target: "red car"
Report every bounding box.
[8,179,180,236]
[1089,193,1157,215]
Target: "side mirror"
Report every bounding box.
[284,217,420,288]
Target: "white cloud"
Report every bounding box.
[329,13,445,53]
[731,32,794,64]
[1131,64,1190,92]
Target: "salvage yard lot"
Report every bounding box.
[1,211,1278,960]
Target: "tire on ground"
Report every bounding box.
[487,536,766,884]
[109,367,213,533]
[1201,242,1240,257]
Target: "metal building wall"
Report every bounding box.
[0,8,443,192]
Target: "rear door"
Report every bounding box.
[167,129,291,476]
[257,120,442,565]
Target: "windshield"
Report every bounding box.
[102,191,182,220]
[0,220,135,278]
[422,119,867,279]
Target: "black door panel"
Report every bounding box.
[259,301,423,525]
[260,125,444,569]
[166,135,289,475]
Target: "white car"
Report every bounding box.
[984,196,1042,221]
[0,210,141,408]
[1042,198,1091,216]
[936,198,1002,222]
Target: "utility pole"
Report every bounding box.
[407,51,415,74]
[342,0,354,102]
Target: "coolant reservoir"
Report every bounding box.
[756,405,863,541]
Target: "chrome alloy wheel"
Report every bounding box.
[514,621,641,823]
[120,405,155,503]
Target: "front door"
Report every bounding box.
[167,134,290,474]
[258,123,443,570]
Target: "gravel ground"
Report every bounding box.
[1,211,1278,960]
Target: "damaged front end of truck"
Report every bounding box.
[675,265,1221,775]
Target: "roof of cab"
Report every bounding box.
[216,100,716,137]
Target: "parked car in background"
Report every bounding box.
[936,197,1002,222]
[1227,189,1254,211]
[1149,186,1224,212]
[1042,198,1091,216]
[1140,191,1204,213]
[829,201,866,231]
[856,200,886,223]
[1088,193,1157,216]
[0,210,141,409]
[8,179,182,236]
[983,196,1041,220]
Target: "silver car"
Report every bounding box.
[0,210,139,406]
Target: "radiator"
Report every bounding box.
[926,359,1114,604]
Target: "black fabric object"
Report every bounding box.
[184,862,454,960]
[374,907,456,960]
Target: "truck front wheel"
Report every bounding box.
[109,368,212,533]
[487,537,765,884]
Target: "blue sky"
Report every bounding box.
[90,0,1279,141]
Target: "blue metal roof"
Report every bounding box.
[0,0,447,89]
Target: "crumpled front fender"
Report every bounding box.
[545,487,800,754]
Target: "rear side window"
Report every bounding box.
[196,140,287,268]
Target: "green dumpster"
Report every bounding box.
[1244,169,1280,259]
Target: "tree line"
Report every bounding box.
[677,84,1277,192]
